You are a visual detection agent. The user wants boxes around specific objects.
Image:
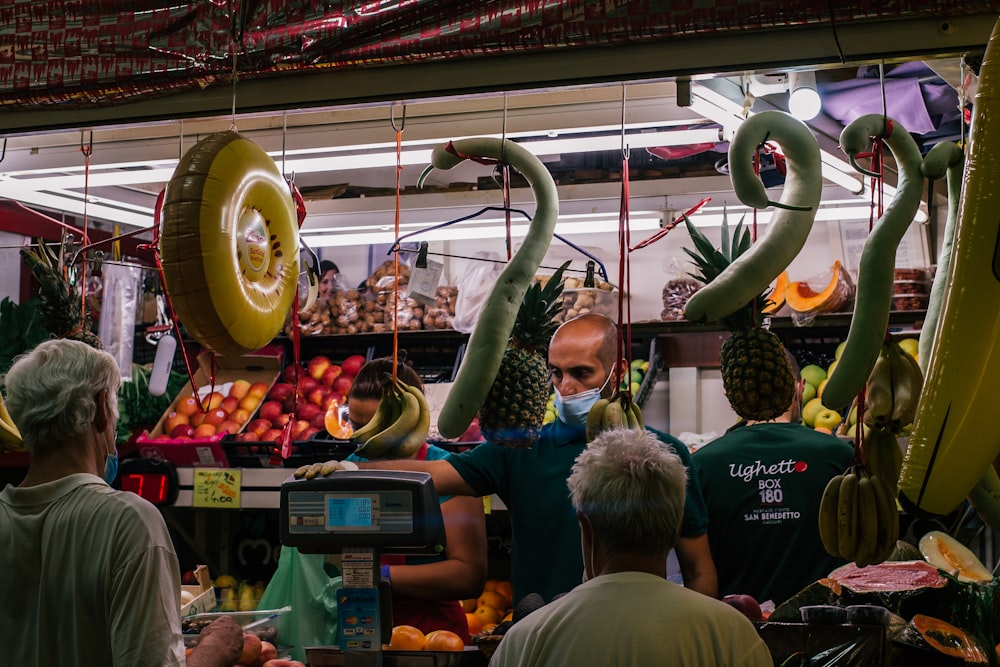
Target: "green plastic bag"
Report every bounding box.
[258,546,342,662]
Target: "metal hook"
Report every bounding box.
[0,137,6,163]
[390,103,406,132]
[620,83,630,160]
[79,129,93,157]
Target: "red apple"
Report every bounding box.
[307,355,332,381]
[164,411,189,434]
[282,365,302,384]
[151,434,173,442]
[321,364,342,387]
[272,413,292,427]
[204,391,225,410]
[221,396,240,414]
[190,411,208,427]
[297,403,322,422]
[267,382,295,403]
[722,594,763,621]
[181,570,198,585]
[300,426,321,441]
[307,385,331,408]
[262,428,284,442]
[247,419,272,437]
[281,394,298,414]
[229,379,252,399]
[309,412,327,430]
[321,393,339,411]
[235,431,260,442]
[297,376,319,395]
[341,354,366,377]
[248,382,270,399]
[332,375,354,396]
[170,423,195,439]
[291,419,311,440]
[259,400,284,422]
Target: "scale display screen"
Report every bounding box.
[326,494,376,530]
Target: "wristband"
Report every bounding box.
[380,563,391,585]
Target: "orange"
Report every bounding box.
[477,591,507,612]
[494,580,513,608]
[425,630,465,651]
[474,604,502,626]
[388,625,426,651]
[459,597,477,613]
[465,612,482,636]
[324,401,353,440]
[483,579,499,592]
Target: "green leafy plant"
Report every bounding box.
[0,297,49,379]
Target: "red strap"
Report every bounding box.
[444,140,498,166]
[416,442,429,460]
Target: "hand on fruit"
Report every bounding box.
[186,615,243,667]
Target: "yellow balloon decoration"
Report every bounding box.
[160,130,299,356]
[899,18,1000,516]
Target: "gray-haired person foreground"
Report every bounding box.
[0,339,243,667]
[490,428,773,667]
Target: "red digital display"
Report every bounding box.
[120,472,169,505]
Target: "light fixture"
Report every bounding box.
[788,71,822,121]
[685,200,928,227]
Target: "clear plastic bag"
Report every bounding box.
[451,251,504,333]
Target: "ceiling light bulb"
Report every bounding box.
[788,71,821,120]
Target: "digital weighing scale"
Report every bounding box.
[279,470,448,666]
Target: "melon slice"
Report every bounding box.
[918,530,993,583]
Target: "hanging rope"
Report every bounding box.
[390,102,407,382]
[78,130,93,330]
[615,84,633,389]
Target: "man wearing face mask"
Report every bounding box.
[0,339,244,667]
[352,314,717,603]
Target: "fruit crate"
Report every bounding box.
[220,433,356,468]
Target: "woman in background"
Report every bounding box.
[347,357,486,642]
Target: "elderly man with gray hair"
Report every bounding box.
[490,428,772,667]
[0,339,243,667]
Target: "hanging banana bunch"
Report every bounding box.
[818,461,899,567]
[862,338,923,434]
[585,391,645,442]
[349,374,431,460]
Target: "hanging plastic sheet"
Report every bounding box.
[97,260,142,381]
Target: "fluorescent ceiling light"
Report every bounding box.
[687,203,927,227]
[788,71,822,121]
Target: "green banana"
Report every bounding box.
[869,473,900,564]
[586,398,611,442]
[601,399,627,430]
[354,383,405,458]
[389,380,432,459]
[628,401,645,431]
[837,470,859,560]
[865,428,903,494]
[854,473,879,567]
[862,347,894,428]
[349,379,397,444]
[818,474,844,558]
[887,342,918,429]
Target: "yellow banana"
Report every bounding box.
[389,380,432,459]
[359,387,421,458]
[901,19,1000,516]
[818,473,844,558]
[586,398,611,442]
[862,348,894,429]
[854,473,879,567]
[837,470,859,560]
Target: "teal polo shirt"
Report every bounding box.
[448,421,709,604]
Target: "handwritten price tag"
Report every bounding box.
[193,469,242,508]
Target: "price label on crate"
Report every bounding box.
[193,469,242,508]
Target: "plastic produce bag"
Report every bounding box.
[451,251,504,333]
[257,546,342,662]
[97,261,142,380]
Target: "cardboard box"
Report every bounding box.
[136,346,283,468]
[181,564,216,616]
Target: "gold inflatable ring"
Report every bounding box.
[160,130,299,356]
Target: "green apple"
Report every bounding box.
[848,403,857,426]
[814,409,843,432]
[835,341,848,360]
[898,338,919,360]
[630,358,646,369]
[801,397,826,427]
[800,364,827,388]
[801,381,817,405]
[630,381,641,395]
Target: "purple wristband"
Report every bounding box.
[380,563,391,585]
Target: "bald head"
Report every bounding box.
[553,314,620,369]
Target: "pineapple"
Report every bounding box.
[683,215,793,421]
[479,260,570,447]
[20,238,103,349]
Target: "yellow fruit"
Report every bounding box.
[466,612,483,636]
[494,580,513,608]
[425,630,465,651]
[477,591,507,612]
[474,605,502,626]
[460,598,477,613]
[214,574,238,589]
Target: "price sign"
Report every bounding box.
[193,469,242,508]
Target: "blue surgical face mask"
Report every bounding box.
[554,371,614,428]
[103,447,119,485]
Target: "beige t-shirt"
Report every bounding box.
[0,473,186,666]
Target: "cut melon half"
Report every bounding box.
[918,530,993,582]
